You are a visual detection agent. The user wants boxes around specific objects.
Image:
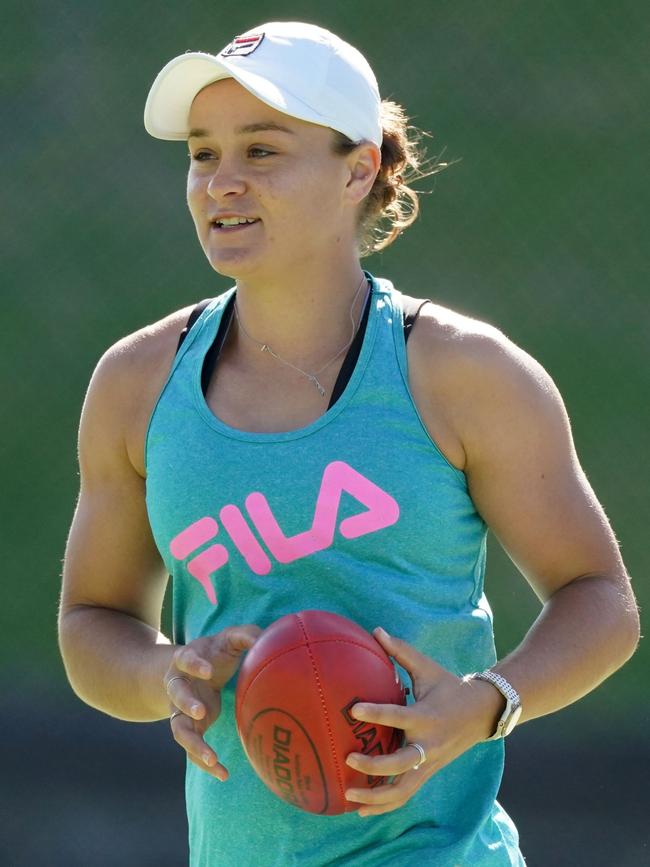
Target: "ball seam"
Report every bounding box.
[296,613,347,806]
[237,637,394,711]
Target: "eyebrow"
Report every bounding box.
[187,121,297,140]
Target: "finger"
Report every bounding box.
[372,627,441,681]
[346,743,427,777]
[345,780,412,808]
[218,625,263,657]
[358,802,403,818]
[170,714,228,781]
[166,676,206,721]
[207,626,264,688]
[187,753,228,780]
[173,646,214,680]
[349,700,411,728]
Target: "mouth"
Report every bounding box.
[210,218,261,233]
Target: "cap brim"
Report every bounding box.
[144,52,329,140]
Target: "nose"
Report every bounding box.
[206,158,247,200]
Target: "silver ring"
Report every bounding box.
[169,709,183,724]
[165,675,191,695]
[407,742,426,770]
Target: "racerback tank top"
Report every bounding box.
[145,272,524,866]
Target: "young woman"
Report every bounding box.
[58,21,639,867]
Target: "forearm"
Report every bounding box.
[58,604,178,722]
[494,573,640,724]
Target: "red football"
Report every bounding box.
[235,610,406,815]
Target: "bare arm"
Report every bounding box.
[58,607,177,721]
[59,317,262,779]
[58,338,177,721]
[459,330,640,721]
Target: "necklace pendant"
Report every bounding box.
[235,273,368,399]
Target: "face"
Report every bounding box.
[186,78,379,281]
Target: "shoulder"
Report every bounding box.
[403,294,571,472]
[402,298,631,604]
[100,302,198,367]
[80,302,200,477]
[409,295,553,387]
[87,303,196,411]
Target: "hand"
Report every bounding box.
[344,627,505,817]
[164,624,262,781]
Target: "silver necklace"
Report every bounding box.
[233,275,370,397]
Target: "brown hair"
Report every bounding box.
[331,99,458,257]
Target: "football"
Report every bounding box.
[235,609,406,815]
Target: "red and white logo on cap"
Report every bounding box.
[220,33,265,57]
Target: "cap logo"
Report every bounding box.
[220,33,265,57]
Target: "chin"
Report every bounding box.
[205,239,288,284]
[206,248,261,281]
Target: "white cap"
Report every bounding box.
[143,21,382,147]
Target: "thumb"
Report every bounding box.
[372,626,445,683]
[221,624,263,654]
[210,624,263,687]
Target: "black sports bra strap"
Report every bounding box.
[176,291,434,409]
[402,295,433,343]
[177,293,432,356]
[176,298,213,353]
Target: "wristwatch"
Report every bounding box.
[467,670,522,740]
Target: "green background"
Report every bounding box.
[2,2,648,865]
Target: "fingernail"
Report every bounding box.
[346,755,359,767]
[344,790,356,800]
[191,703,203,718]
[203,752,213,766]
[352,704,366,718]
[375,627,389,639]
[199,664,211,676]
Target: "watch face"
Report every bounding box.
[503,704,523,736]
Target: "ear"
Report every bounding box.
[345,142,382,205]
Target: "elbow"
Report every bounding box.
[57,620,84,702]
[620,600,641,663]
[57,605,97,704]
[607,576,641,669]
[562,570,641,670]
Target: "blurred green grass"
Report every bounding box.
[2,1,646,720]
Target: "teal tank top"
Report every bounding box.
[145,273,525,867]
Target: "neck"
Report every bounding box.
[227,260,370,374]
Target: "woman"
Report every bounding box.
[58,21,639,867]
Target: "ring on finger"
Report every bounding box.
[170,709,184,724]
[166,675,192,695]
[407,742,427,770]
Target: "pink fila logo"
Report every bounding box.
[169,460,400,605]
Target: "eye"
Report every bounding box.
[190,151,212,162]
[189,148,273,162]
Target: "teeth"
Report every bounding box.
[217,217,257,227]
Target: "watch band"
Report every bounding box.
[469,669,522,740]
